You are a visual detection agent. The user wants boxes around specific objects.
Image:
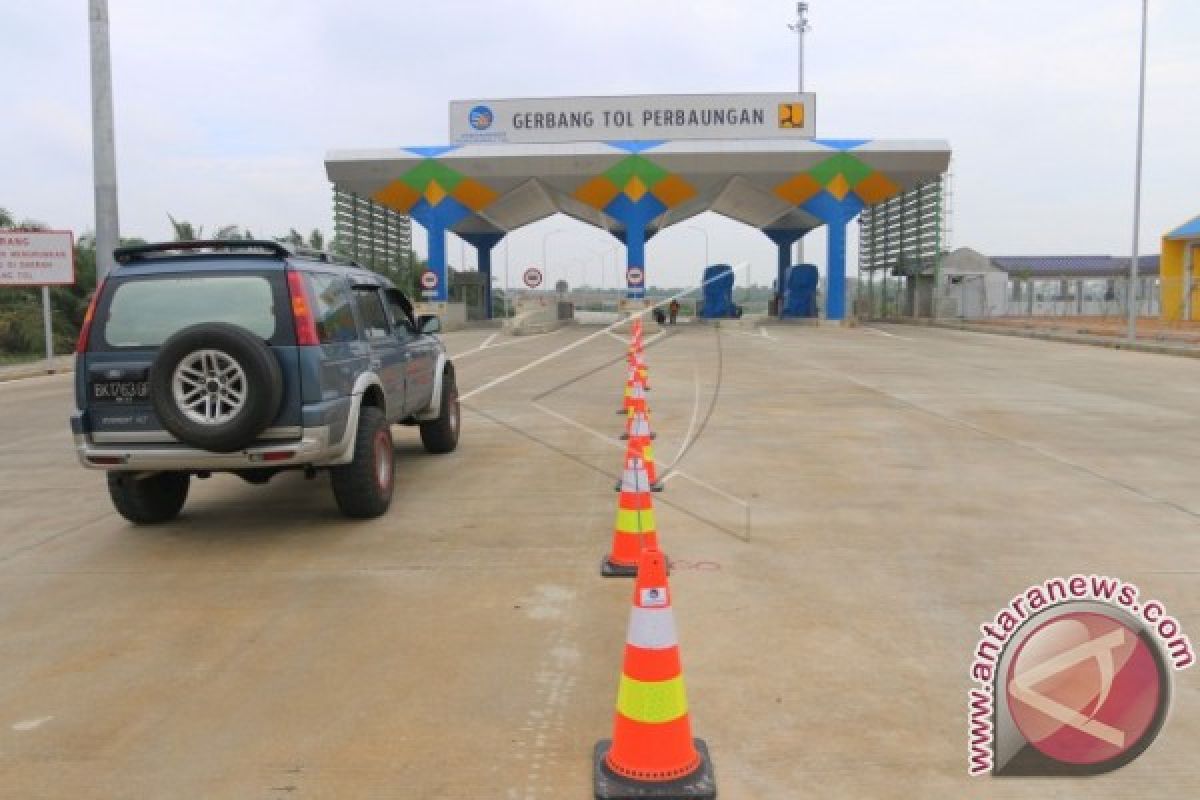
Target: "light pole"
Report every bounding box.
[1127,0,1149,343]
[788,2,811,267]
[89,0,120,281]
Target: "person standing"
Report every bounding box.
[668,299,680,325]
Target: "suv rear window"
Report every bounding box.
[102,275,278,348]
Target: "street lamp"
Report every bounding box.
[1127,0,1149,343]
[788,2,811,266]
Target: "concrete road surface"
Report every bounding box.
[1,324,1198,798]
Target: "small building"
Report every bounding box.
[910,247,1008,319]
[1161,215,1200,322]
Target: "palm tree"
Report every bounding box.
[308,229,325,251]
[167,213,201,241]
[278,228,304,249]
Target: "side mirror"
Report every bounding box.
[417,314,441,335]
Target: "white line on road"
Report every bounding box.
[12,716,53,731]
[861,326,910,340]
[449,329,560,360]
[481,332,499,349]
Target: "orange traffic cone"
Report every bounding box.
[617,364,648,416]
[620,409,660,486]
[594,546,716,798]
[619,375,649,419]
[615,419,662,493]
[602,453,659,578]
[630,353,650,390]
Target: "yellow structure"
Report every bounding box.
[1162,215,1200,322]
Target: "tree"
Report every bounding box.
[0,208,13,228]
[167,214,201,241]
[308,229,325,250]
[278,228,304,249]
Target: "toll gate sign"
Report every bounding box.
[0,231,75,286]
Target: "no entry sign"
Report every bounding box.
[420,270,439,291]
[626,266,645,287]
[523,267,543,288]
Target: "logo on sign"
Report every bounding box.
[469,105,494,131]
[523,267,543,289]
[420,270,439,290]
[626,267,645,287]
[778,102,805,129]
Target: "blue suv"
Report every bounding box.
[71,240,460,522]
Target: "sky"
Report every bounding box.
[2,0,1198,290]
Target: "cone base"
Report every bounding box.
[600,556,638,578]
[593,739,716,799]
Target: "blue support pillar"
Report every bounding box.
[424,224,449,303]
[826,218,848,321]
[763,228,805,315]
[624,223,647,300]
[460,232,505,319]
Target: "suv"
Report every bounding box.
[70,240,460,523]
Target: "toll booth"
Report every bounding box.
[782,264,819,318]
[699,264,738,319]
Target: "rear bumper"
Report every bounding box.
[72,420,340,471]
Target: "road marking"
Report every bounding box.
[760,327,775,340]
[862,326,910,340]
[481,332,499,349]
[664,363,703,471]
[12,716,53,731]
[450,330,559,360]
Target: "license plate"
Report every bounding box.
[92,381,150,404]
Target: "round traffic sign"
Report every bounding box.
[626,267,645,286]
[523,267,543,289]
[420,270,439,290]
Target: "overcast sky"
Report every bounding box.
[3,1,1197,289]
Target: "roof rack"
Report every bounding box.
[289,247,364,268]
[113,239,293,264]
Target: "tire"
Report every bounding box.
[419,371,460,454]
[107,471,190,525]
[149,323,282,453]
[330,406,394,519]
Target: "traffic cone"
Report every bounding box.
[615,421,662,492]
[629,351,650,390]
[593,547,716,799]
[601,454,659,578]
[617,364,648,416]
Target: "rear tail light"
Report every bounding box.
[75,280,105,354]
[287,271,320,346]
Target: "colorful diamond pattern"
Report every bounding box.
[772,151,902,220]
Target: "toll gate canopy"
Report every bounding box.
[324,93,951,320]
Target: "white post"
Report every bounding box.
[1127,0,1149,342]
[788,2,810,267]
[41,286,54,373]
[89,0,121,282]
